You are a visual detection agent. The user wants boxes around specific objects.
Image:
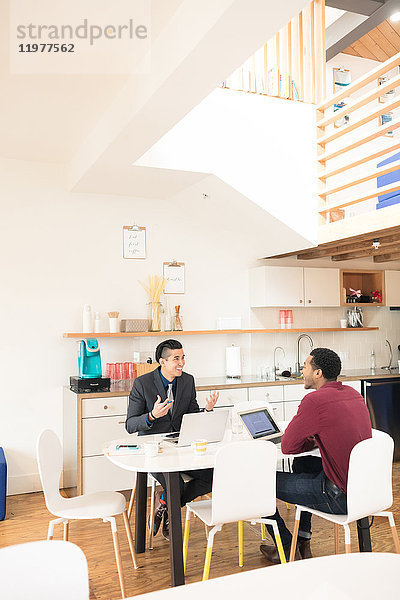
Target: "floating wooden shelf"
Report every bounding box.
[63,327,379,338]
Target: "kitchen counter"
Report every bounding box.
[66,369,400,397]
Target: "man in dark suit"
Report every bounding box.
[126,339,219,540]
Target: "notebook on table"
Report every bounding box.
[238,406,283,444]
[162,410,229,447]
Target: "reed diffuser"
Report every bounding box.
[173,305,183,331]
[139,275,168,331]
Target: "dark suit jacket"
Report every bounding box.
[125,368,200,435]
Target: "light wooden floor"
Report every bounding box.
[1,466,400,600]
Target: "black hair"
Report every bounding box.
[155,339,183,363]
[309,348,341,381]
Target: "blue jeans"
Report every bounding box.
[266,457,347,548]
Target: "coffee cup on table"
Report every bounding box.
[191,439,207,455]
[144,442,158,457]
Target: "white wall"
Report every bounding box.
[137,88,317,245]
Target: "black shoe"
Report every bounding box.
[297,538,312,559]
[149,492,167,536]
[162,511,169,541]
[259,542,301,563]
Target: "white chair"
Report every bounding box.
[183,440,286,581]
[37,430,138,598]
[289,430,400,560]
[0,540,89,600]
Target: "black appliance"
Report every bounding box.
[362,377,400,461]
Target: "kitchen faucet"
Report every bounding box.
[381,339,396,370]
[294,334,314,375]
[273,346,285,380]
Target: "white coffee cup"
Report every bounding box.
[191,439,207,455]
[340,319,347,328]
[144,442,158,457]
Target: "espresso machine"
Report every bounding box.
[70,338,110,393]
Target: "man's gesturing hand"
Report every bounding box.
[150,395,174,420]
[205,390,219,412]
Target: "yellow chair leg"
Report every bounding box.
[285,503,291,509]
[260,523,267,540]
[275,533,286,564]
[183,517,191,573]
[202,547,213,581]
[238,521,244,567]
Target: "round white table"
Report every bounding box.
[105,431,250,586]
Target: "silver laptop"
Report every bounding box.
[163,410,229,447]
[238,406,283,444]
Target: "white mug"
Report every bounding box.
[191,439,207,455]
[144,442,158,457]
[340,319,347,328]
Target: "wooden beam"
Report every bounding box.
[374,252,400,263]
[263,225,400,259]
[299,235,400,260]
[332,244,400,261]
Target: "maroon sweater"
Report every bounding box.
[281,381,372,492]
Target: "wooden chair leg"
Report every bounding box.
[238,521,244,567]
[127,478,137,521]
[122,510,138,569]
[344,525,351,554]
[289,515,300,562]
[334,523,339,554]
[390,524,400,553]
[109,520,126,599]
[63,521,69,541]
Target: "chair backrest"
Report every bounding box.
[211,440,277,524]
[346,431,394,522]
[0,541,89,600]
[36,429,64,512]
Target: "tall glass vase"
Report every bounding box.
[148,302,161,332]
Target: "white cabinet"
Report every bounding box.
[249,266,340,308]
[304,268,340,307]
[196,387,248,408]
[249,266,304,307]
[385,270,400,307]
[248,386,284,421]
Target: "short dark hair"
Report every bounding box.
[155,339,183,363]
[309,348,341,381]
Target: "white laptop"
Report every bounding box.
[163,410,229,447]
[238,406,283,444]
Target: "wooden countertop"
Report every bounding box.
[65,369,400,397]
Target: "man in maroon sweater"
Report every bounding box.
[260,347,372,563]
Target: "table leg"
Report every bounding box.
[357,517,372,552]
[135,471,147,554]
[165,472,185,587]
